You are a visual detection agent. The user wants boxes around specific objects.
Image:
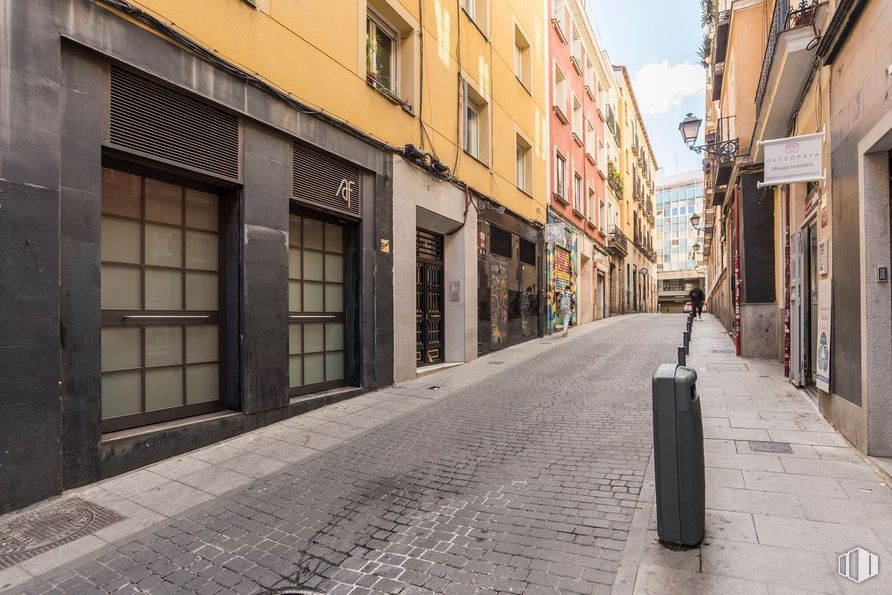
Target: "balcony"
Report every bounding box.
[707,115,736,207]
[608,164,624,195]
[709,7,731,101]
[607,224,628,257]
[711,61,725,101]
[752,0,822,162]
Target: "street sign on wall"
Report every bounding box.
[758,131,824,188]
[544,223,564,243]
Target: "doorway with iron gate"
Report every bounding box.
[416,229,445,366]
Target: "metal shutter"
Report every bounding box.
[519,238,536,265]
[107,67,240,182]
[292,144,362,219]
[490,225,512,259]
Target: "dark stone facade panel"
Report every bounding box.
[59,43,105,476]
[370,168,394,389]
[241,123,291,415]
[0,398,61,514]
[740,174,776,304]
[824,1,892,406]
[0,0,396,514]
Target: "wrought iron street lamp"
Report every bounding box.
[690,212,701,229]
[678,113,739,159]
[679,113,701,144]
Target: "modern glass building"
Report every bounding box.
[655,171,705,312]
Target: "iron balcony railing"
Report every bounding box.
[608,224,628,254]
[755,0,818,115]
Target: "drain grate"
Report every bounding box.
[488,361,505,365]
[0,498,125,569]
[749,441,794,454]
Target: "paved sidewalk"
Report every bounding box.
[617,314,892,594]
[1,314,658,595]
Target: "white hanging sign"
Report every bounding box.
[758,131,824,188]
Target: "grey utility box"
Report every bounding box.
[652,363,704,547]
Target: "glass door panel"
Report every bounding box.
[288,213,346,394]
[100,167,223,432]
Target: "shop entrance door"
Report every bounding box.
[597,272,606,319]
[790,229,804,386]
[416,229,444,366]
[805,222,819,383]
[288,213,347,395]
[100,168,225,432]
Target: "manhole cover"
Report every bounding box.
[0,498,125,569]
[749,441,793,454]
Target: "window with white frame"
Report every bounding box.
[585,119,595,160]
[552,0,566,38]
[553,64,568,123]
[571,23,583,73]
[597,82,605,116]
[365,3,418,110]
[462,0,489,33]
[585,57,595,94]
[554,151,566,200]
[573,173,583,213]
[598,140,605,171]
[600,199,606,230]
[572,95,583,143]
[515,134,531,193]
[367,12,398,94]
[465,96,480,158]
[514,24,531,89]
[588,187,596,221]
[463,80,489,162]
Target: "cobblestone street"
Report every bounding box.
[12,314,678,595]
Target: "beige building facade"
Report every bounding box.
[700,0,892,456]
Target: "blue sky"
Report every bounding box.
[584,0,706,177]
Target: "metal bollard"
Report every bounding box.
[683,330,690,354]
[652,364,705,547]
[677,346,686,367]
[686,318,693,334]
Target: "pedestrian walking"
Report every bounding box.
[519,286,535,337]
[688,283,705,320]
[556,286,575,337]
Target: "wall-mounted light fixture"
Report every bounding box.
[679,113,739,159]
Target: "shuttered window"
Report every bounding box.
[519,238,536,265]
[108,67,240,182]
[490,225,512,259]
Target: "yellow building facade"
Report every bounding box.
[613,66,658,312]
[123,0,549,224]
[109,0,552,383]
[0,0,560,512]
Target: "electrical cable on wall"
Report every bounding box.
[97,0,401,155]
[96,0,541,231]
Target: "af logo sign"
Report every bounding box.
[336,178,355,208]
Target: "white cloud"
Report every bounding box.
[631,61,705,116]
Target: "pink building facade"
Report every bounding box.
[547,0,611,330]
